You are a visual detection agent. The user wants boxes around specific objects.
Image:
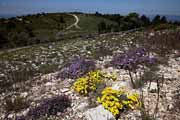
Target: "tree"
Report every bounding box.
[60,16,65,23]
[127,13,139,18]
[111,24,120,32]
[152,15,161,24]
[95,11,102,16]
[25,25,35,37]
[124,13,141,29]
[140,15,150,26]
[98,21,106,33]
[161,16,167,23]
[0,30,8,49]
[6,21,16,31]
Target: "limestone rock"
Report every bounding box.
[112,81,130,90]
[60,88,69,93]
[84,105,115,120]
[76,102,89,112]
[20,92,28,98]
[149,82,158,93]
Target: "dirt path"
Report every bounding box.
[0,46,31,56]
[66,14,81,30]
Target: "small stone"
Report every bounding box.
[166,96,172,101]
[45,82,55,86]
[8,114,14,119]
[149,32,155,36]
[0,73,5,77]
[87,51,91,54]
[107,67,114,73]
[76,102,89,112]
[75,96,80,100]
[112,81,130,90]
[22,108,30,116]
[175,57,180,61]
[167,104,174,110]
[149,82,158,93]
[61,88,69,93]
[20,92,28,98]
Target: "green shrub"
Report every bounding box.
[4,96,29,112]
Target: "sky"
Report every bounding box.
[0,0,180,16]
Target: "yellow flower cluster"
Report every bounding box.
[97,87,141,116]
[126,93,141,109]
[72,70,104,95]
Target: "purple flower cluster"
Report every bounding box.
[57,57,96,79]
[20,95,71,120]
[111,48,156,71]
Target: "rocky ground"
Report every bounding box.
[0,28,180,120]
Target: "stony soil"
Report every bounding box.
[0,28,180,120]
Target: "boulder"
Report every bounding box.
[84,105,115,120]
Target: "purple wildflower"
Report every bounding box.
[27,95,71,119]
[57,57,96,79]
[111,48,156,71]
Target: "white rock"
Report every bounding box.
[112,81,130,90]
[176,57,180,61]
[45,82,55,86]
[75,102,89,112]
[107,67,114,73]
[61,88,69,93]
[149,32,155,36]
[0,73,5,77]
[149,82,158,92]
[167,104,174,110]
[20,92,28,98]
[8,114,14,119]
[87,51,91,54]
[84,105,115,120]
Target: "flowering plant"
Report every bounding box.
[111,48,156,88]
[26,95,71,119]
[97,87,141,116]
[57,57,96,79]
[72,70,104,95]
[111,48,156,71]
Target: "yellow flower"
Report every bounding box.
[73,70,104,95]
[97,87,141,117]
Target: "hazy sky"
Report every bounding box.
[0,0,180,15]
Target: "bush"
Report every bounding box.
[152,23,174,31]
[110,48,156,88]
[4,96,29,112]
[0,64,36,93]
[97,87,141,117]
[111,48,155,70]
[147,30,180,56]
[57,57,96,79]
[26,95,71,119]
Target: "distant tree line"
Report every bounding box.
[95,12,180,34]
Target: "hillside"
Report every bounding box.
[0,13,119,50]
[0,13,75,49]
[0,12,180,120]
[0,25,180,119]
[77,14,117,32]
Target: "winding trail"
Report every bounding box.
[0,46,31,55]
[66,14,81,30]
